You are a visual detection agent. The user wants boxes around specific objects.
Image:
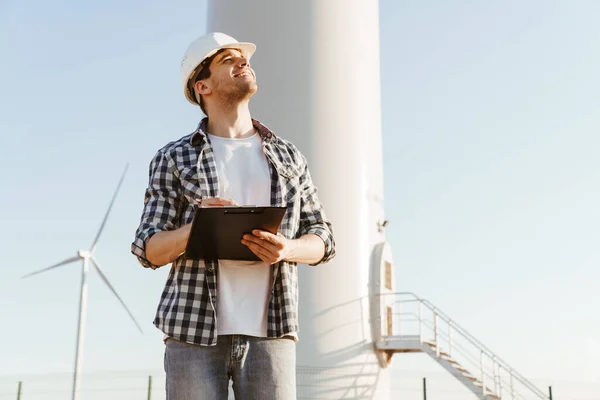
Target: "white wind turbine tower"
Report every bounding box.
[21,164,142,400]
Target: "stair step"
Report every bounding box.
[429,350,496,392]
[423,345,483,384]
[462,373,477,381]
[454,364,468,372]
[472,381,498,396]
[423,342,454,361]
[438,355,467,372]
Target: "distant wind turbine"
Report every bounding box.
[22,164,142,400]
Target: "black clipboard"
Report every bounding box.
[184,206,287,261]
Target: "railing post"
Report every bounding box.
[492,355,500,395]
[497,364,503,398]
[398,298,402,336]
[510,373,515,400]
[480,351,486,398]
[17,381,22,400]
[492,358,498,395]
[549,386,553,400]
[418,302,423,343]
[434,313,440,357]
[448,320,452,357]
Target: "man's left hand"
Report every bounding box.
[241,230,294,264]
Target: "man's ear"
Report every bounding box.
[195,80,211,96]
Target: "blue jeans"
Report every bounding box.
[164,335,296,400]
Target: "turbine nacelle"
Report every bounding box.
[78,250,91,259]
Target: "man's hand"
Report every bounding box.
[198,197,238,207]
[146,197,238,267]
[241,230,295,265]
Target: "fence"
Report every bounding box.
[1,370,596,399]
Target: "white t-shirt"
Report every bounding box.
[208,132,272,337]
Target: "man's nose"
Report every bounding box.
[238,57,250,68]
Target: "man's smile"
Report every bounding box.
[233,69,252,78]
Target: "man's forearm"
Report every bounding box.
[146,224,192,267]
[285,233,325,265]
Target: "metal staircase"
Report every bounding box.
[373,292,549,400]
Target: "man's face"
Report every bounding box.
[202,48,258,102]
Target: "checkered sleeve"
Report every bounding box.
[296,156,336,266]
[131,150,182,269]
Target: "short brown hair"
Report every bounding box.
[188,48,230,115]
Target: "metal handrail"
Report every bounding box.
[424,319,498,387]
[391,309,497,396]
[421,318,486,372]
[379,291,548,399]
[390,311,489,372]
[393,308,492,374]
[391,308,490,382]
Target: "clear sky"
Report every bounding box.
[1,0,599,399]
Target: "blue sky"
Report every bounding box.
[1,0,599,399]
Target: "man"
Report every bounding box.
[131,32,335,400]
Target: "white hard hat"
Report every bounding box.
[181,32,256,105]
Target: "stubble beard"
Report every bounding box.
[225,80,258,104]
[210,76,259,110]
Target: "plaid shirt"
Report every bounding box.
[131,118,335,346]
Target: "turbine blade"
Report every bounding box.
[90,163,128,252]
[90,257,143,334]
[21,256,81,279]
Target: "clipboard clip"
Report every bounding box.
[223,207,264,214]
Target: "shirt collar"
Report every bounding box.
[190,117,276,146]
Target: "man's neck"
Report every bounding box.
[205,103,254,139]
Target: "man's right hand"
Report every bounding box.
[197,197,239,207]
[145,197,238,267]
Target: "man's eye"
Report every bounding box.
[224,58,233,63]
